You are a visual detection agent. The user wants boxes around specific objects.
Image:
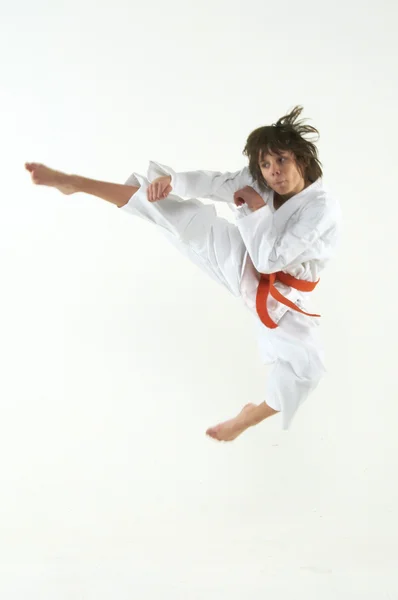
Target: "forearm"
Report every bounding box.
[172,169,249,203]
[171,170,224,200]
[151,161,252,203]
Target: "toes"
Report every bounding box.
[25,162,40,172]
[206,427,220,440]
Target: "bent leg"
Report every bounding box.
[262,310,326,429]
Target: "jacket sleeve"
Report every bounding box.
[147,161,259,204]
[236,199,334,274]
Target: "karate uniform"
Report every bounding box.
[120,162,341,429]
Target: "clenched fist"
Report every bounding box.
[147,175,173,202]
[234,186,266,211]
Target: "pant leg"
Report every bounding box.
[265,358,324,429]
[263,311,326,429]
[120,172,246,297]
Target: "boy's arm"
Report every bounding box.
[148,161,263,204]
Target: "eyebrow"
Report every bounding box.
[259,152,286,164]
[259,156,276,164]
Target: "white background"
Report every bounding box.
[1,0,397,597]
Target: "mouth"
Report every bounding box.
[275,180,286,185]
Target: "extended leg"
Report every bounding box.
[120,173,247,296]
[27,162,269,441]
[25,163,137,207]
[25,163,246,297]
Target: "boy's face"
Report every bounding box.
[258,150,306,198]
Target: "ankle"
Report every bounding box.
[242,404,261,427]
[247,402,276,427]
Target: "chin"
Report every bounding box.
[273,181,290,192]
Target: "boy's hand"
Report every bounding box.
[147,176,173,202]
[234,186,266,211]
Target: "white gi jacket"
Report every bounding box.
[131,161,342,428]
[147,161,341,325]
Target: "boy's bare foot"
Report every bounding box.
[206,403,258,442]
[25,163,76,195]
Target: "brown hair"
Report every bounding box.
[243,106,323,192]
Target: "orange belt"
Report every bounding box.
[256,271,320,329]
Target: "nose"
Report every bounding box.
[271,163,281,177]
